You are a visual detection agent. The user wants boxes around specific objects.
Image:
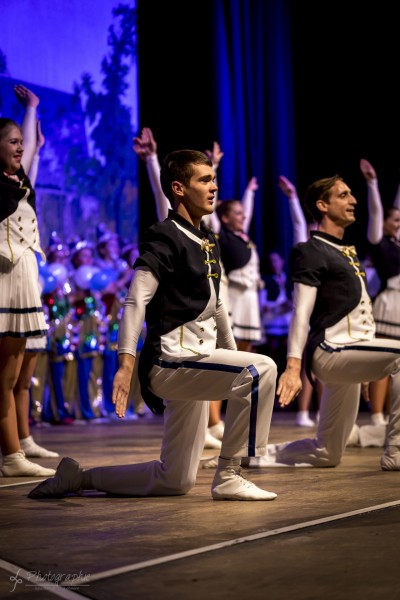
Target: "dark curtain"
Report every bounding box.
[213,0,296,266]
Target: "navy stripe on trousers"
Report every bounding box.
[155,358,260,456]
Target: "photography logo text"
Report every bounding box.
[9,568,91,592]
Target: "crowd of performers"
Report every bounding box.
[30,228,147,425]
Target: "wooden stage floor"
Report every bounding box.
[1,410,399,600]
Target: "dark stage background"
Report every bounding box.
[136,0,399,264]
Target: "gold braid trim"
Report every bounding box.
[179,326,202,355]
[6,218,14,264]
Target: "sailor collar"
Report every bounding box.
[310,230,357,256]
[167,209,212,241]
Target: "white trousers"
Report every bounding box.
[274,338,400,467]
[90,349,277,495]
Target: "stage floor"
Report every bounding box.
[0,411,398,600]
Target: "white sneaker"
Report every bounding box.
[381,446,400,471]
[246,454,278,467]
[212,466,277,501]
[0,450,56,477]
[359,424,386,448]
[208,421,225,440]
[370,413,389,426]
[204,430,222,449]
[346,424,360,447]
[199,455,219,469]
[295,411,315,427]
[20,436,59,458]
[246,450,312,468]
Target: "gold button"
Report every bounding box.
[32,218,35,223]
[364,330,369,334]
[18,216,21,221]
[19,238,24,243]
[200,327,204,332]
[214,326,217,331]
[199,339,204,344]
[361,300,365,304]
[19,226,23,231]
[363,320,367,324]
[199,316,203,321]
[33,228,36,232]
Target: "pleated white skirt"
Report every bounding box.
[0,248,48,339]
[229,283,262,342]
[373,288,400,339]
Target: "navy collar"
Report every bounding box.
[168,209,212,240]
[310,230,347,247]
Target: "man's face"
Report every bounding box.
[179,163,217,220]
[321,180,357,227]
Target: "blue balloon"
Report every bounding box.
[47,262,68,285]
[73,265,99,290]
[102,268,119,283]
[42,272,57,294]
[35,252,46,269]
[36,253,48,276]
[90,270,112,292]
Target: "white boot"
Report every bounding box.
[199,455,219,469]
[1,450,56,477]
[381,446,400,471]
[346,424,361,447]
[212,459,277,501]
[295,411,315,427]
[20,435,59,458]
[359,424,386,448]
[208,420,225,440]
[204,430,222,449]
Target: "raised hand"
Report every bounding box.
[278,175,297,199]
[204,141,224,170]
[14,84,40,109]
[360,159,377,182]
[246,176,258,192]
[132,127,157,161]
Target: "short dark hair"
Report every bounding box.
[160,149,212,205]
[303,174,343,223]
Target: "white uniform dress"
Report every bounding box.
[0,177,48,342]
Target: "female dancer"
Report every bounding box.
[0,85,56,476]
[360,159,400,426]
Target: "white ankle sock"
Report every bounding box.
[370,413,388,426]
[20,435,59,458]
